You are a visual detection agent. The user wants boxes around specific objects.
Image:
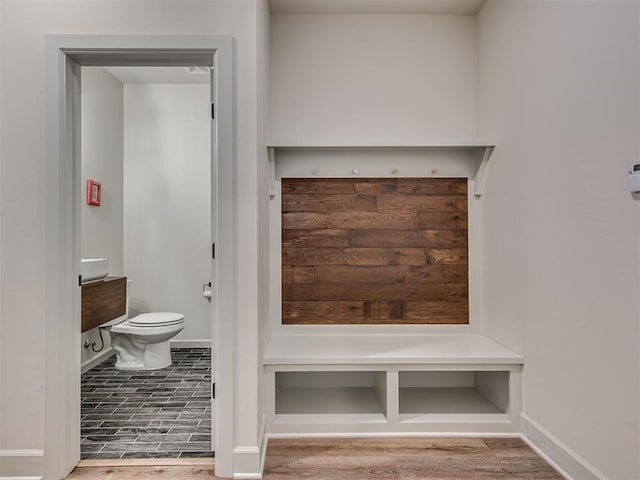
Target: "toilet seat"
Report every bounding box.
[129,312,184,327]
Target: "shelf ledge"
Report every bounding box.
[267,141,495,198]
[264,334,523,366]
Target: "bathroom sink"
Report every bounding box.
[81,258,110,283]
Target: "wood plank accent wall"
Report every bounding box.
[281,178,469,325]
[81,276,127,332]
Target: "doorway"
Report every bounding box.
[80,65,213,459]
[44,36,235,479]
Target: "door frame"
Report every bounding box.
[44,35,236,479]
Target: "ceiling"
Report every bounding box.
[269,0,487,15]
[105,66,210,85]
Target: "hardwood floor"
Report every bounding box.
[67,437,563,479]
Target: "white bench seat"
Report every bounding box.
[264,333,523,366]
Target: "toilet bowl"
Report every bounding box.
[103,280,184,370]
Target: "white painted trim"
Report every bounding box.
[81,347,115,374]
[0,477,43,480]
[267,432,522,439]
[0,477,44,480]
[259,414,268,477]
[45,35,236,480]
[232,416,267,480]
[521,413,605,480]
[232,446,263,480]
[169,339,212,348]
[0,450,44,479]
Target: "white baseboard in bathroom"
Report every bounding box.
[521,414,605,480]
[81,347,115,374]
[0,450,44,479]
[170,339,211,348]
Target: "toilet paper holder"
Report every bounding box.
[202,282,212,299]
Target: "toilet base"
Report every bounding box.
[111,333,173,371]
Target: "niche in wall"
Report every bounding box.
[281,178,469,324]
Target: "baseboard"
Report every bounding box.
[232,416,268,480]
[259,414,268,477]
[170,339,212,348]
[81,347,115,374]
[267,431,522,439]
[232,446,262,479]
[521,413,605,480]
[0,450,44,479]
[0,477,43,480]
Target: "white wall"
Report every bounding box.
[257,0,271,447]
[123,83,211,342]
[270,13,478,144]
[0,1,263,476]
[80,66,124,369]
[268,12,482,336]
[81,67,124,274]
[478,2,640,479]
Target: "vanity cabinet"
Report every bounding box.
[81,276,126,332]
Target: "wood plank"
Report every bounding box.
[265,455,400,479]
[69,438,562,479]
[396,178,467,195]
[282,212,329,229]
[283,301,363,321]
[363,301,389,320]
[426,248,468,266]
[377,194,467,212]
[388,300,406,320]
[282,178,356,194]
[448,283,469,302]
[280,178,470,326]
[284,266,316,283]
[81,276,127,332]
[265,437,489,457]
[354,179,398,194]
[66,465,218,479]
[262,438,563,479]
[308,266,406,284]
[284,212,419,230]
[418,211,467,230]
[405,301,469,320]
[283,248,427,266]
[349,229,467,248]
[282,229,349,248]
[405,265,467,284]
[282,194,376,213]
[283,283,449,302]
[282,265,295,283]
[77,459,214,467]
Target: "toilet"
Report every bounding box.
[102,280,184,370]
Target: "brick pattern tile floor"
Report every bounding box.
[81,348,213,459]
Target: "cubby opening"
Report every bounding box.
[399,370,509,420]
[275,371,387,421]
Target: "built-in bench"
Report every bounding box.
[263,334,523,436]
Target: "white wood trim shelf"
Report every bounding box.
[267,139,496,198]
[267,138,495,148]
[264,334,523,437]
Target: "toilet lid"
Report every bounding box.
[129,312,184,327]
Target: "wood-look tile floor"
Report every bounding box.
[67,437,563,479]
[81,348,212,459]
